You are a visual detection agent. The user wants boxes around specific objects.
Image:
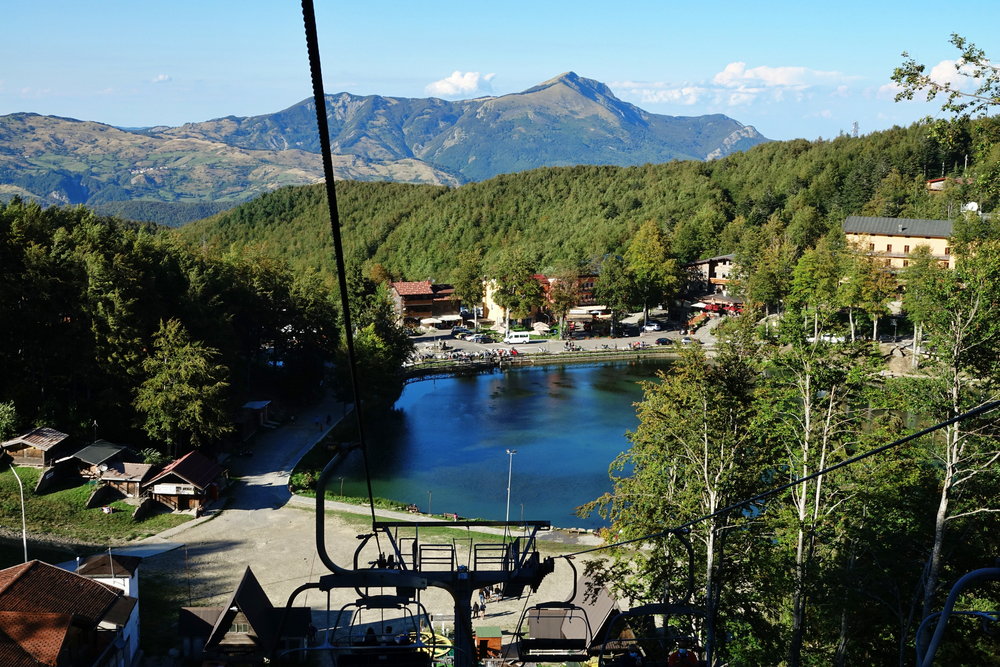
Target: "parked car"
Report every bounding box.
[451,326,471,337]
[680,336,696,345]
[655,337,672,346]
[643,322,662,332]
[468,334,489,344]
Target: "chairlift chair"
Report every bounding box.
[325,594,439,667]
[515,557,595,664]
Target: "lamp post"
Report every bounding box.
[9,465,27,563]
[428,490,432,516]
[339,477,344,498]
[505,449,516,537]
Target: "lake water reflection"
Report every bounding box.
[336,360,672,530]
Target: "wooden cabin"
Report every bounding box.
[1,427,71,468]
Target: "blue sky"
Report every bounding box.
[2,1,996,142]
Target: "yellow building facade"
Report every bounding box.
[842,216,954,269]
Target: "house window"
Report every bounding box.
[945,246,951,255]
[903,260,909,267]
[231,623,250,633]
[904,245,910,253]
[887,244,892,252]
[869,243,875,251]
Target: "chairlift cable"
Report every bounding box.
[560,398,1000,559]
[301,0,381,548]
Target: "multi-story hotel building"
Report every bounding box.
[842,216,954,269]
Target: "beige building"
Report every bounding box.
[684,254,735,294]
[843,216,954,269]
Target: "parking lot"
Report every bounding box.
[409,310,722,358]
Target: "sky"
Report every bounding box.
[2,1,997,142]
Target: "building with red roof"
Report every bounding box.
[0,560,139,667]
[388,280,461,328]
[143,450,227,512]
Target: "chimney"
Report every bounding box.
[898,224,903,233]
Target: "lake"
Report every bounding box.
[335,360,672,530]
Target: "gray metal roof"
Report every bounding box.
[843,216,952,238]
[72,440,125,466]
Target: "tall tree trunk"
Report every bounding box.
[834,610,849,667]
[849,308,856,342]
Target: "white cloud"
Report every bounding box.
[425,71,495,97]
[151,74,172,83]
[875,82,903,101]
[832,85,851,98]
[714,61,846,90]
[611,81,706,105]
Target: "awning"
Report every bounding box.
[439,314,463,321]
[691,302,708,308]
[532,322,551,331]
[420,317,442,324]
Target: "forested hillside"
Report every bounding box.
[0,197,340,453]
[180,118,991,283]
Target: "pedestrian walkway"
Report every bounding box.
[129,392,352,554]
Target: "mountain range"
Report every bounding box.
[0,72,768,220]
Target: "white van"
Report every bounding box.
[503,331,531,345]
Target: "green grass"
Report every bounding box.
[0,466,191,544]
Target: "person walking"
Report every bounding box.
[315,416,321,431]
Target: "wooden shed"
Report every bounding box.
[1,427,71,467]
[474,626,503,659]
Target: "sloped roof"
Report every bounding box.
[145,450,224,491]
[1,427,69,452]
[179,607,224,637]
[77,554,143,578]
[391,281,456,297]
[565,574,621,643]
[71,440,125,466]
[101,596,138,627]
[99,462,154,483]
[843,215,952,238]
[0,611,73,667]
[0,561,120,625]
[206,567,276,653]
[391,280,435,296]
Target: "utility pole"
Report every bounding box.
[9,465,27,563]
[505,449,516,540]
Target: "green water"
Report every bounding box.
[337,361,671,529]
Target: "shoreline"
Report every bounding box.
[401,345,687,384]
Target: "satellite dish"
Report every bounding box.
[99,464,108,472]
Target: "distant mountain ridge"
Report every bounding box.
[0,73,768,219]
[155,72,769,182]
